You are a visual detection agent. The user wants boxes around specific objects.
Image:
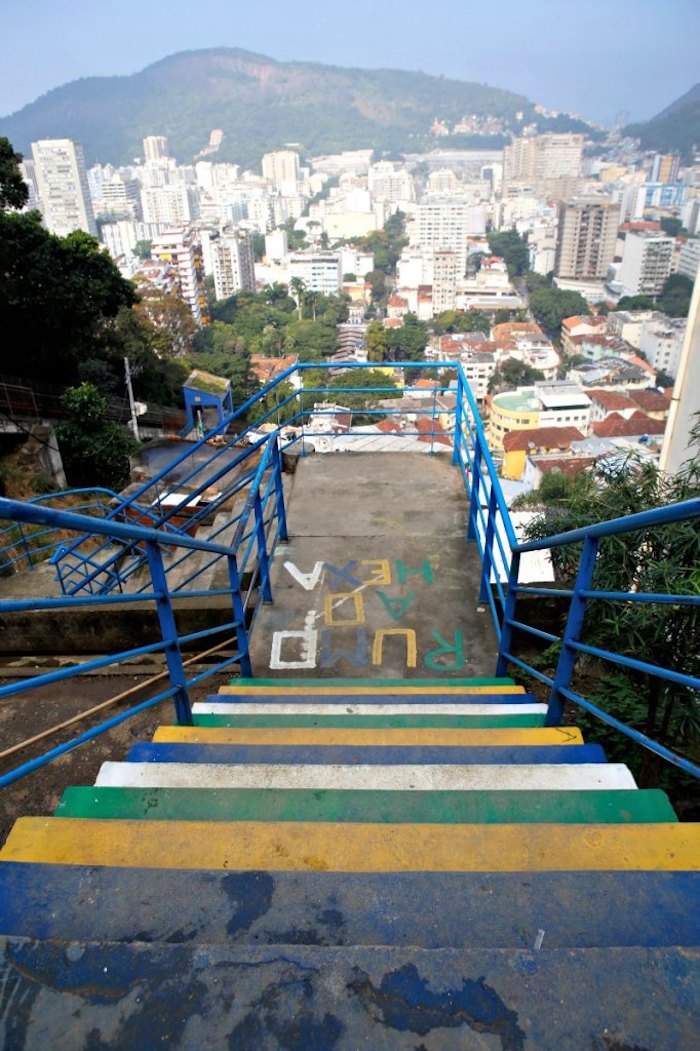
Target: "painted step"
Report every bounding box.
[96,761,636,791]
[4,818,698,872]
[1,865,696,950]
[219,684,527,696]
[152,726,584,747]
[193,711,548,728]
[1,939,697,1049]
[56,786,677,825]
[193,701,549,717]
[208,691,538,706]
[230,676,517,687]
[124,742,606,766]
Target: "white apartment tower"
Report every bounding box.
[31,138,97,238]
[210,233,256,300]
[143,136,169,164]
[150,228,210,327]
[555,198,620,280]
[617,232,675,298]
[411,202,472,274]
[432,250,458,314]
[262,150,300,193]
[503,134,584,189]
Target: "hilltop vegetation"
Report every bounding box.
[624,82,700,161]
[0,47,589,169]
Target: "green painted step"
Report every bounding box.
[228,676,517,688]
[193,713,547,729]
[55,786,678,825]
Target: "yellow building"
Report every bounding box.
[488,389,540,453]
[502,426,585,481]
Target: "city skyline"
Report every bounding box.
[1,0,698,126]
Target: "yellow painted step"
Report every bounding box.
[152,726,584,747]
[219,685,526,696]
[4,819,699,873]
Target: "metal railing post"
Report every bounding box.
[254,492,273,603]
[227,552,253,678]
[545,534,599,727]
[452,375,463,467]
[145,539,193,725]
[17,524,33,570]
[496,550,521,677]
[271,439,288,542]
[466,432,482,542]
[479,485,499,603]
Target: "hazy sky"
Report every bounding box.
[1,0,698,124]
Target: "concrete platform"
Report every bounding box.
[249,453,500,679]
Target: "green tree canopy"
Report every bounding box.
[0,137,29,211]
[56,383,138,490]
[487,229,530,276]
[488,358,545,395]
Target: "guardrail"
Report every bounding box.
[3,360,697,784]
[0,432,287,788]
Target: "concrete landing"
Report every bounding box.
[249,453,498,679]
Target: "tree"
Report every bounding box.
[659,217,685,238]
[56,384,138,490]
[528,285,590,339]
[365,321,388,362]
[487,229,530,276]
[289,277,307,319]
[0,138,28,211]
[488,358,545,395]
[384,313,429,361]
[133,281,197,357]
[132,239,152,260]
[518,429,700,796]
[657,273,693,318]
[432,310,490,336]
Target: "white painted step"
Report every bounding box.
[192,702,549,716]
[95,762,637,792]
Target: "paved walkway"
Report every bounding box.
[249,452,500,680]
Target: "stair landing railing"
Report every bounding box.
[0,432,287,789]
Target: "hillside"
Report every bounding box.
[624,83,700,161]
[2,48,559,169]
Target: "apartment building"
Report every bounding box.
[555,198,620,280]
[151,228,210,326]
[617,232,674,298]
[31,138,97,237]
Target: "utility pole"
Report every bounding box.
[124,357,140,441]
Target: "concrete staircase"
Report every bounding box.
[1,675,698,1048]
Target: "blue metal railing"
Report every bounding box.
[0,432,287,788]
[1,360,697,784]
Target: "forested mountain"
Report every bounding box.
[1,47,566,168]
[624,83,700,160]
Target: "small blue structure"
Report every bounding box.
[183,369,233,436]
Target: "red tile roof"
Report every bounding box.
[627,389,671,413]
[592,411,665,438]
[588,389,637,411]
[503,426,584,452]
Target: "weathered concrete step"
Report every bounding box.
[220,684,527,696]
[2,938,697,1050]
[0,865,695,949]
[56,786,676,825]
[209,691,538,705]
[193,711,548,727]
[125,742,606,766]
[194,701,549,717]
[152,726,584,747]
[95,761,637,791]
[3,818,698,871]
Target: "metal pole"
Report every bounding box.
[124,357,140,441]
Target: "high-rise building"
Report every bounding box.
[651,153,680,184]
[262,150,300,193]
[151,228,210,326]
[209,232,255,300]
[143,136,169,164]
[411,201,475,274]
[287,250,341,295]
[31,138,97,237]
[554,198,620,280]
[617,232,675,298]
[503,134,584,193]
[141,185,199,229]
[432,250,458,314]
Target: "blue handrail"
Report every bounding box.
[0,431,288,788]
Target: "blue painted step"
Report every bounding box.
[205,692,540,705]
[1,864,698,950]
[125,742,608,766]
[1,937,697,1049]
